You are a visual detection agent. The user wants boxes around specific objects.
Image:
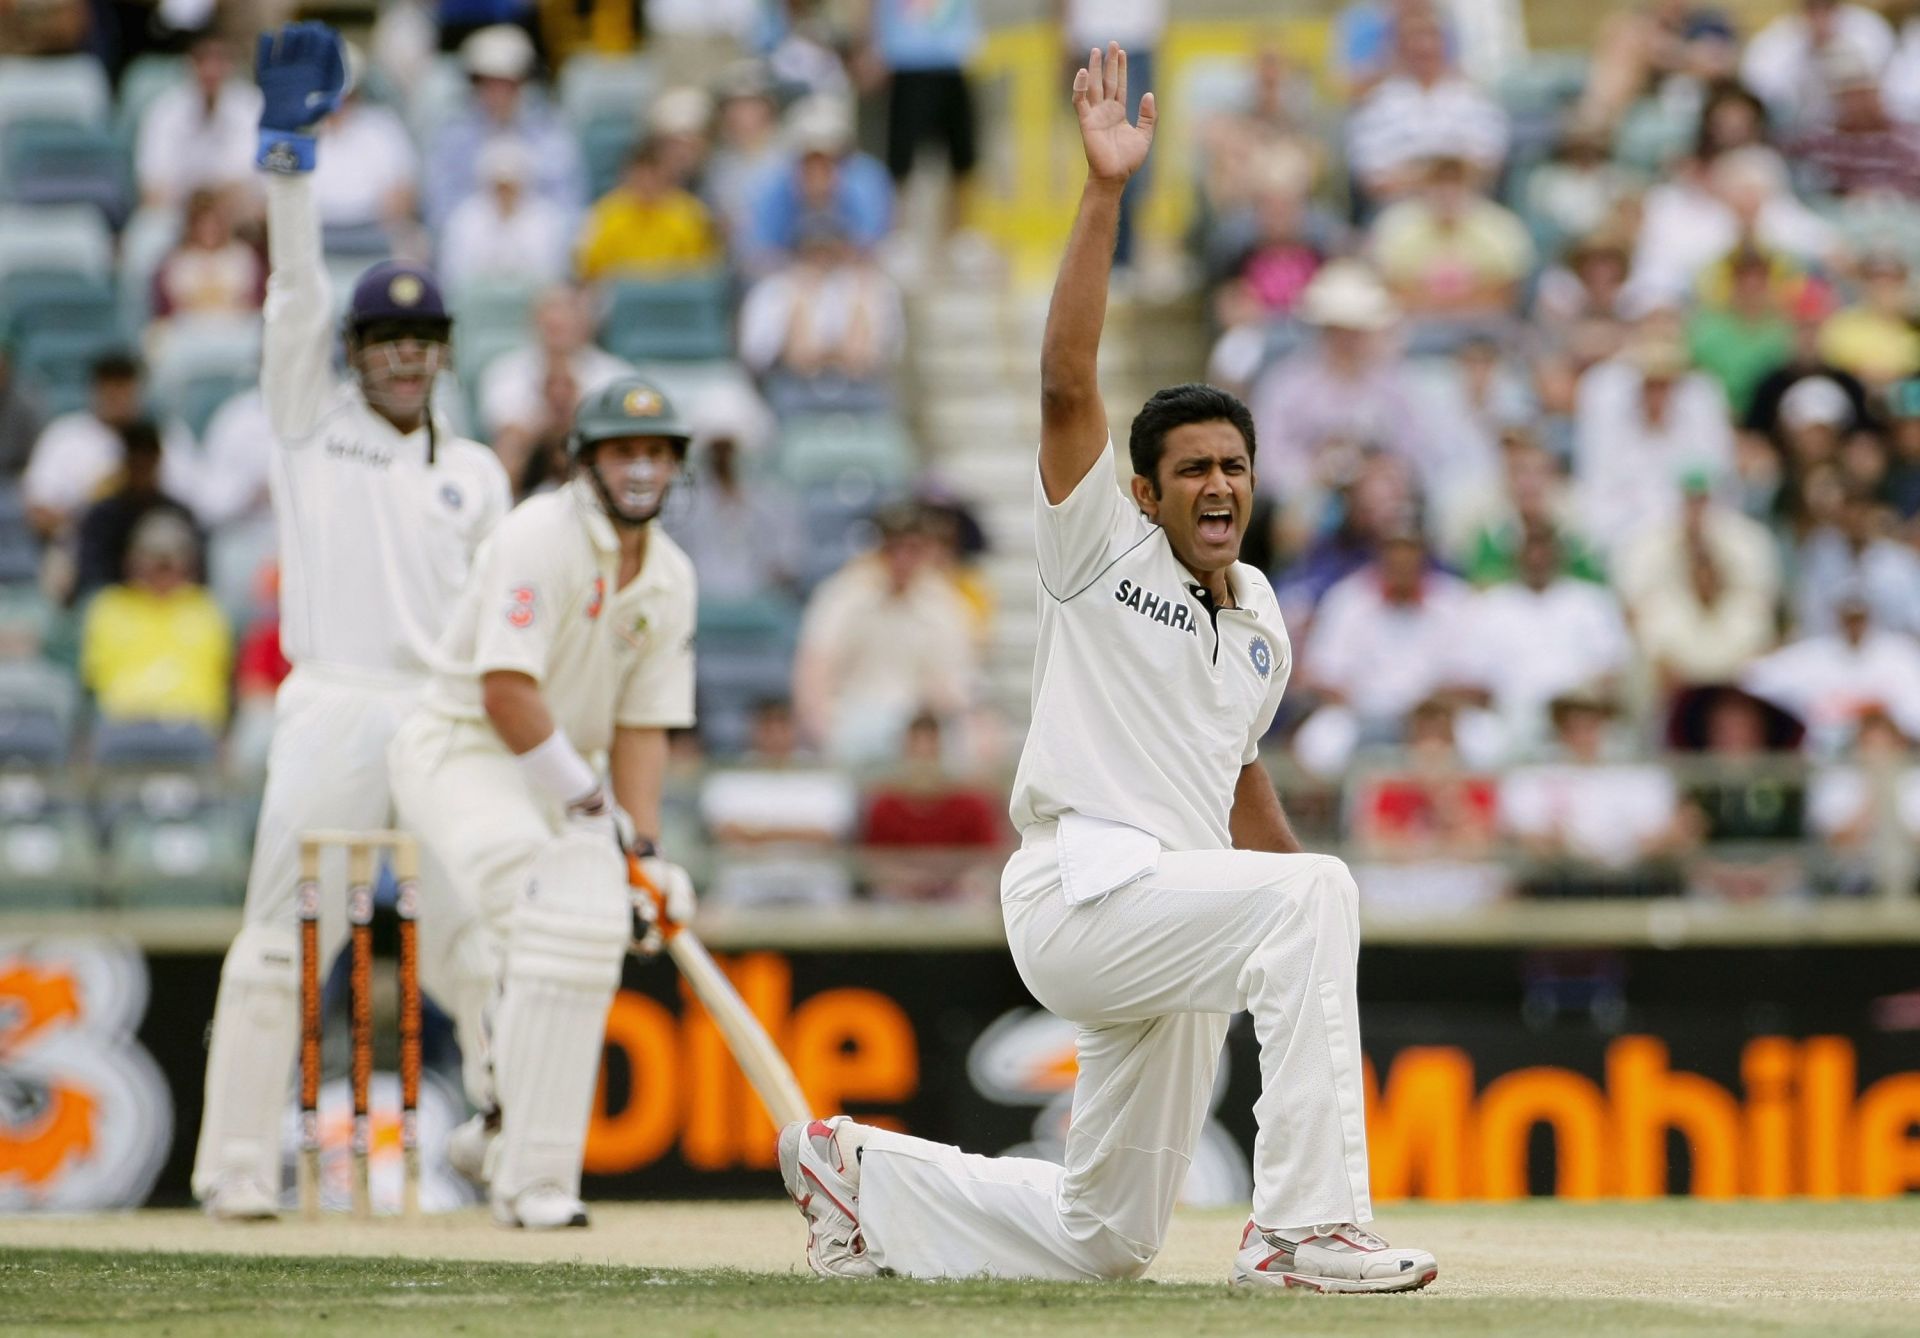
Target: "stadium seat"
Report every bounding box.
[797,478,899,590]
[0,658,79,765]
[92,718,219,769]
[581,115,640,200]
[451,276,541,342]
[0,487,40,585]
[775,413,915,490]
[14,326,125,415]
[116,206,181,330]
[558,54,656,130]
[322,220,396,260]
[114,53,186,148]
[600,271,732,363]
[404,55,470,144]
[0,205,113,282]
[148,317,262,431]
[0,56,111,131]
[104,806,249,907]
[0,270,119,343]
[0,122,133,224]
[694,595,801,757]
[0,804,102,909]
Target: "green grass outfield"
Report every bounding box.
[3,1200,1918,1337]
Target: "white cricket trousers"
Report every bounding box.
[857,823,1372,1280]
[193,666,485,1197]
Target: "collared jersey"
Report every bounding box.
[1008,441,1291,852]
[262,175,510,680]
[422,479,697,754]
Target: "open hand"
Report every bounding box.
[1073,42,1156,185]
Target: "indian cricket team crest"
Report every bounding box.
[388,274,424,307]
[623,387,663,418]
[1248,635,1273,680]
[439,483,463,512]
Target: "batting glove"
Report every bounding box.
[255,22,348,173]
[628,849,695,956]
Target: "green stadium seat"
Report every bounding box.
[0,270,119,343]
[451,277,541,343]
[775,413,915,489]
[0,56,111,131]
[116,206,181,330]
[0,805,102,909]
[0,122,132,224]
[0,205,113,282]
[148,317,261,430]
[103,807,249,907]
[114,54,186,148]
[14,326,126,416]
[581,115,640,201]
[600,271,732,363]
[558,54,656,130]
[405,55,470,144]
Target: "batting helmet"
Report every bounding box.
[345,260,451,340]
[569,376,693,462]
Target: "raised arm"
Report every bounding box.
[1040,43,1156,504]
[255,23,349,443]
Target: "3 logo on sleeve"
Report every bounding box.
[506,585,536,629]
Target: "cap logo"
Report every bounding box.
[623,387,663,417]
[389,275,424,307]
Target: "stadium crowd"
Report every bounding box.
[2,0,1920,912]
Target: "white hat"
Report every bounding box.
[1299,260,1399,331]
[461,24,535,81]
[786,95,854,155]
[1780,375,1852,430]
[651,86,715,137]
[478,137,532,183]
[689,381,776,456]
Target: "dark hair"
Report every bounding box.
[1127,383,1256,486]
[91,351,141,382]
[120,419,162,457]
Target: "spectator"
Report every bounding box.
[1671,685,1809,902]
[1370,155,1534,320]
[649,86,717,195]
[1572,328,1735,551]
[136,30,262,213]
[424,24,585,233]
[1740,0,1895,130]
[21,353,198,540]
[1743,594,1920,753]
[739,212,905,414]
[1818,250,1920,389]
[481,285,633,486]
[699,698,859,907]
[1335,0,1455,97]
[1248,261,1430,519]
[1469,527,1633,750]
[1499,689,1691,890]
[78,510,231,735]
[1445,431,1606,585]
[1273,449,1422,621]
[1744,282,1870,440]
[1206,150,1327,377]
[71,420,202,604]
[1407,335,1536,523]
[644,0,763,86]
[1521,117,1642,256]
[1060,0,1167,266]
[1794,484,1920,637]
[438,138,572,291]
[1616,469,1781,612]
[662,384,800,602]
[1292,530,1484,775]
[0,341,45,481]
[1808,706,1920,894]
[310,46,421,245]
[1347,695,1506,916]
[745,96,895,271]
[793,503,976,765]
[861,712,1004,903]
[1578,3,1740,133]
[766,0,856,101]
[1532,230,1636,408]
[150,188,265,326]
[705,63,786,242]
[574,138,723,281]
[1685,245,1796,417]
[859,0,981,241]
[1787,46,1920,198]
[1634,533,1780,696]
[1346,10,1509,206]
[1631,145,1840,301]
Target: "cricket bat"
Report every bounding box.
[629,856,812,1127]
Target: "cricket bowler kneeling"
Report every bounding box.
[777,45,1438,1292]
[387,378,698,1229]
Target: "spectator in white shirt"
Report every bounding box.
[479,285,633,485]
[699,698,859,907]
[1573,329,1735,552]
[739,211,905,414]
[438,138,572,292]
[22,352,199,540]
[1634,535,1781,699]
[1808,706,1920,894]
[1614,470,1782,613]
[135,31,263,214]
[311,66,420,243]
[1630,146,1841,302]
[1292,531,1484,775]
[1470,527,1632,752]
[1740,0,1895,130]
[1795,484,1920,637]
[1347,10,1509,205]
[1743,595,1920,755]
[706,63,786,243]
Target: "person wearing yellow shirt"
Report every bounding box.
[574,138,722,281]
[80,511,233,734]
[1818,251,1920,389]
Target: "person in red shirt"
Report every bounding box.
[861,712,1003,900]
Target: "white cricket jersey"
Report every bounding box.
[422,478,697,754]
[261,174,511,680]
[1009,441,1290,854]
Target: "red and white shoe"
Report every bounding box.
[1232,1220,1438,1293]
[777,1117,880,1279]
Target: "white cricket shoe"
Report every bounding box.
[200,1173,279,1222]
[447,1111,499,1186]
[778,1117,879,1278]
[492,1183,590,1230]
[1231,1220,1438,1293]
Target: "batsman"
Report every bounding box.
[193,23,511,1220]
[777,45,1437,1291]
[387,376,698,1229]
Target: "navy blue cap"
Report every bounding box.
[346,260,451,331]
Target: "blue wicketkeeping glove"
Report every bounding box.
[255,22,348,174]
